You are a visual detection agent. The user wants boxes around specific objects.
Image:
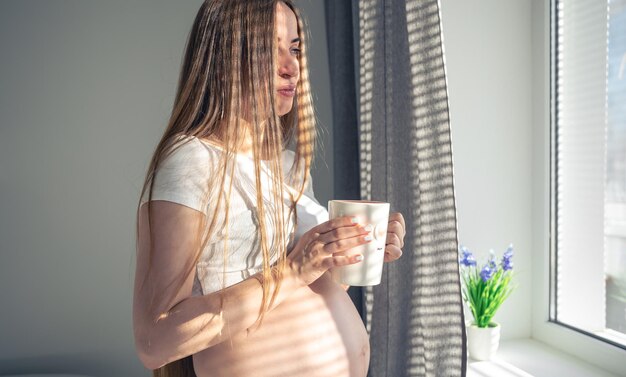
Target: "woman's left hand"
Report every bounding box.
[384,212,405,262]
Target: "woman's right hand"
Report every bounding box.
[286,216,373,287]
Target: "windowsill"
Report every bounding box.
[467,338,620,377]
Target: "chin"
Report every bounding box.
[277,106,293,117]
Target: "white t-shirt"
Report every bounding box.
[140,135,329,295]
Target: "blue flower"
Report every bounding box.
[501,243,514,271]
[480,253,498,282]
[460,243,516,328]
[459,245,477,267]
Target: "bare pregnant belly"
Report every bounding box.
[192,272,370,377]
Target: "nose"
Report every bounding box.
[278,54,298,80]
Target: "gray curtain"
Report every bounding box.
[326,0,467,376]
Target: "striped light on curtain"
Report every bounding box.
[356,0,467,376]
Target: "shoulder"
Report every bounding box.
[141,135,217,211]
[171,134,215,157]
[150,135,219,188]
[160,135,218,170]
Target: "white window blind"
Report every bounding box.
[553,0,626,346]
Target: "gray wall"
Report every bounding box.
[0,1,331,376]
[0,0,535,376]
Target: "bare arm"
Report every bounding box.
[135,265,302,370]
[133,201,303,370]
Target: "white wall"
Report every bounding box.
[0,1,331,376]
[440,0,533,340]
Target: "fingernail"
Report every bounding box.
[364,234,373,241]
[351,216,359,224]
[364,224,373,232]
[355,254,363,262]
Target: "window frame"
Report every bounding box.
[531,0,626,375]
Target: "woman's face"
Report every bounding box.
[274,2,300,117]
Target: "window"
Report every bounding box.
[551,0,626,349]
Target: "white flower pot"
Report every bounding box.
[467,322,501,361]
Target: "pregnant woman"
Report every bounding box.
[132,1,406,376]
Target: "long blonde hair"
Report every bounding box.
[135,0,317,375]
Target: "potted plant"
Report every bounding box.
[459,244,516,360]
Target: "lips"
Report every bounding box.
[277,84,296,98]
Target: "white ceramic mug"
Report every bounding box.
[328,200,390,286]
